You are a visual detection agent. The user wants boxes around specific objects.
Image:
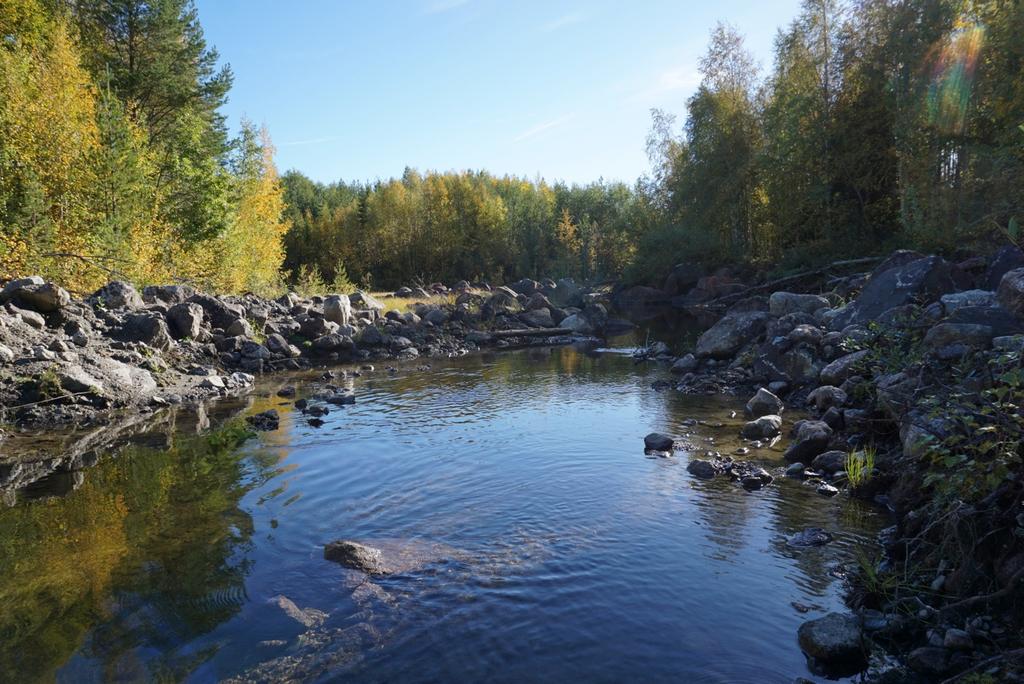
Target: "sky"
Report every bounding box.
[197,0,803,186]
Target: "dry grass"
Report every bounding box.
[373,292,456,313]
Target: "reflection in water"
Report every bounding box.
[0,346,883,683]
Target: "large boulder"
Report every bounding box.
[188,293,245,329]
[350,291,384,314]
[519,308,554,328]
[123,312,174,351]
[312,333,354,354]
[923,322,993,357]
[694,311,770,359]
[324,294,352,326]
[784,420,833,462]
[662,262,703,297]
[91,281,142,310]
[797,613,865,668]
[483,290,522,317]
[984,245,1024,290]
[549,278,582,308]
[1,277,69,313]
[559,313,592,334]
[769,292,829,317]
[746,387,784,417]
[143,284,196,305]
[831,256,965,329]
[644,433,674,451]
[508,278,540,295]
[166,302,205,339]
[940,289,996,314]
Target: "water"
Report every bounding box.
[0,341,883,683]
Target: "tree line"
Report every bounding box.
[0,0,287,294]
[634,0,1023,279]
[2,0,1021,295]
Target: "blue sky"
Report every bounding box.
[197,0,803,185]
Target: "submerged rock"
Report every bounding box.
[745,387,784,417]
[247,409,280,431]
[742,414,782,439]
[787,527,834,547]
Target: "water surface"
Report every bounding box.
[0,343,882,683]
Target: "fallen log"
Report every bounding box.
[489,327,573,338]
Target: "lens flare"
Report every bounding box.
[926,23,986,134]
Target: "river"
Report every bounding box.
[0,332,883,683]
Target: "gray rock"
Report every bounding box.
[784,420,833,462]
[984,245,1024,290]
[124,312,174,351]
[819,350,869,386]
[742,414,783,439]
[188,293,245,329]
[166,302,204,339]
[0,344,13,364]
[519,308,554,328]
[940,289,996,314]
[808,386,847,411]
[785,462,806,478]
[323,540,390,575]
[671,354,698,374]
[91,281,142,309]
[811,450,847,474]
[560,313,592,334]
[943,628,973,651]
[357,325,385,346]
[694,311,770,359]
[299,315,338,339]
[270,595,327,629]
[549,278,582,307]
[687,459,722,479]
[644,433,674,451]
[19,309,46,329]
[817,483,840,496]
[226,317,254,338]
[993,334,1024,352]
[746,387,784,417]
[324,294,352,326]
[142,284,195,305]
[769,292,829,317]
[1,277,69,312]
[313,333,354,354]
[997,267,1024,318]
[923,322,993,352]
[350,291,384,313]
[797,613,864,666]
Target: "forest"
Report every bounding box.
[1,0,1022,293]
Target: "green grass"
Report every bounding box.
[845,446,876,488]
[375,292,455,313]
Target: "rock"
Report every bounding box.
[525,292,553,311]
[943,628,973,651]
[226,317,254,338]
[947,304,1024,336]
[270,595,327,629]
[18,309,46,329]
[819,350,869,386]
[350,291,384,313]
[785,462,806,478]
[200,375,225,390]
[808,386,847,411]
[832,256,965,328]
[143,284,196,305]
[787,527,834,547]
[166,302,205,339]
[484,290,523,317]
[247,409,280,431]
[617,285,669,307]
[787,323,824,346]
[906,646,951,677]
[811,450,847,474]
[299,316,338,339]
[784,420,833,463]
[519,308,554,328]
[312,333,354,354]
[357,325,384,346]
[797,613,865,666]
[984,245,1024,290]
[742,415,783,439]
[124,312,173,351]
[993,334,1024,352]
[644,433,674,451]
[393,286,413,297]
[694,311,770,359]
[940,289,996,314]
[1,277,69,312]
[687,459,722,479]
[188,293,245,329]
[323,540,390,575]
[821,406,844,431]
[923,322,993,353]
[422,307,450,325]
[817,483,840,497]
[0,344,13,364]
[995,267,1024,318]
[671,354,698,374]
[746,387,784,417]
[91,281,142,309]
[508,277,540,295]
[769,292,829,317]
[549,278,582,307]
[560,313,592,334]
[324,294,352,326]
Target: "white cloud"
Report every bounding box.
[540,12,584,33]
[513,114,575,142]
